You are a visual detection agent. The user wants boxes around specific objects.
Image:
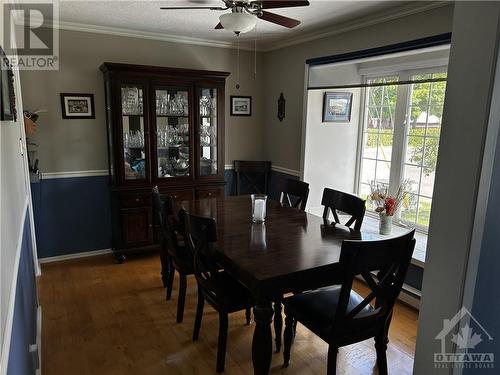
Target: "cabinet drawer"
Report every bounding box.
[120,192,152,208]
[195,187,224,200]
[160,189,194,202]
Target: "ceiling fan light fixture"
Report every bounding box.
[219,12,257,34]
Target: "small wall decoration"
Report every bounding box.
[277,92,286,122]
[323,92,353,122]
[230,96,251,116]
[1,47,17,122]
[60,93,95,119]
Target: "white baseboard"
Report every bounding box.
[39,248,113,264]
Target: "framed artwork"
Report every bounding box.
[60,93,95,119]
[230,96,251,116]
[1,47,17,122]
[323,92,353,122]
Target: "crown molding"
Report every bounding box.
[260,2,451,52]
[22,2,451,54]
[54,20,259,52]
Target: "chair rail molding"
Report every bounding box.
[224,164,300,177]
[41,170,109,179]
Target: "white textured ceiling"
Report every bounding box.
[56,0,429,49]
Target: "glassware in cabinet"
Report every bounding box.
[199,87,218,176]
[155,87,190,179]
[121,84,146,180]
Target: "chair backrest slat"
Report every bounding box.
[279,179,310,211]
[153,187,191,271]
[332,230,416,334]
[321,188,366,231]
[180,210,219,293]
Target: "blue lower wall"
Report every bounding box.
[224,169,234,197]
[7,209,38,375]
[31,175,112,258]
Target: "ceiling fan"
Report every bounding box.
[160,0,310,33]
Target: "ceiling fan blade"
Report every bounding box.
[160,6,226,10]
[255,0,310,9]
[215,22,224,29]
[258,10,301,28]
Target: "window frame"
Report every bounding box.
[356,65,448,233]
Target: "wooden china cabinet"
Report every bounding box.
[100,63,229,261]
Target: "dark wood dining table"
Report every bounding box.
[178,195,400,375]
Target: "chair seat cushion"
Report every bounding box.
[205,271,255,313]
[283,286,374,339]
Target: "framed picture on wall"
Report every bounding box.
[1,47,17,122]
[230,96,251,116]
[323,92,353,122]
[60,93,95,119]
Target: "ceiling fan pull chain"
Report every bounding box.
[254,23,257,78]
[236,33,241,89]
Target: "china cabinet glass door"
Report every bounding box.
[121,84,147,181]
[154,86,191,179]
[199,87,218,176]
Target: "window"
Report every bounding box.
[359,76,398,201]
[358,70,447,230]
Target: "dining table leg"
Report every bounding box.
[252,301,274,375]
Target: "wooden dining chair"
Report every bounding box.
[279,179,310,211]
[282,230,416,375]
[272,179,310,352]
[152,187,194,323]
[321,188,366,231]
[152,186,171,289]
[234,160,271,195]
[180,209,253,373]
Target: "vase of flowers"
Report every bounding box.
[378,212,393,235]
[370,181,410,235]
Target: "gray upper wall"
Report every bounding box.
[20,29,265,173]
[262,4,454,172]
[20,4,454,174]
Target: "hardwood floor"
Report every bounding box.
[38,254,418,375]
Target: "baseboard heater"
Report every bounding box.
[355,275,421,310]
